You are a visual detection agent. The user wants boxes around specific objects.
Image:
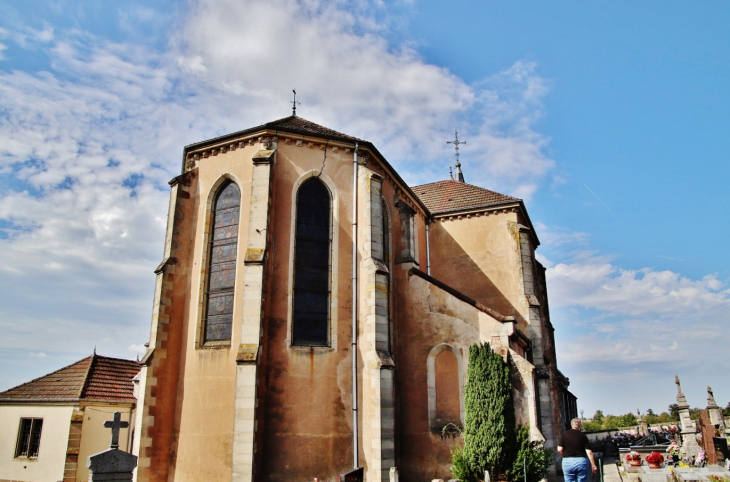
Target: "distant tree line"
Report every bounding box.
[581,402,730,432]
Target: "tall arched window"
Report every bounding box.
[203,181,240,343]
[292,178,331,346]
[381,198,390,263]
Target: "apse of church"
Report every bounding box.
[134,116,575,482]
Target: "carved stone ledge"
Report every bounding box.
[236,344,259,364]
[244,247,266,263]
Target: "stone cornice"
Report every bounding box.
[181,129,430,219]
[431,201,540,247]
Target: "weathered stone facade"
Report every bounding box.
[135,116,576,482]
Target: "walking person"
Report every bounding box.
[558,418,598,482]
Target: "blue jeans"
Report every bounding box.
[562,457,591,482]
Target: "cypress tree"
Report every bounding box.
[454,343,517,482]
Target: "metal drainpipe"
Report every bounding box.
[426,220,431,275]
[351,142,359,469]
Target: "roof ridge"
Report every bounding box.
[0,356,92,396]
[79,352,97,399]
[89,354,139,364]
[412,179,519,198]
[263,115,365,142]
[184,115,365,151]
[412,179,521,215]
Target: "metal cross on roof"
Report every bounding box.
[447,130,466,183]
[104,412,129,450]
[446,130,466,163]
[292,89,301,116]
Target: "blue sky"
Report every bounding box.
[0,0,727,417]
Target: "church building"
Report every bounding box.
[134,115,577,482]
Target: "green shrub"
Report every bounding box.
[507,425,554,482]
[453,343,517,482]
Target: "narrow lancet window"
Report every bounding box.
[203,181,240,343]
[381,199,390,263]
[292,178,331,346]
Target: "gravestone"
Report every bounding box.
[87,412,137,482]
[675,376,701,458]
[712,437,728,464]
[698,410,717,465]
[638,408,648,436]
[706,386,725,430]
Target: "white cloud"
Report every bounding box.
[0,0,557,389]
[173,0,553,197]
[127,344,146,353]
[0,43,6,60]
[535,223,590,248]
[547,258,729,317]
[546,252,730,413]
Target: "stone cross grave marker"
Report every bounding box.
[104,412,129,449]
[87,411,137,482]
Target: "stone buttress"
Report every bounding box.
[137,171,198,482]
[360,170,396,482]
[231,148,275,482]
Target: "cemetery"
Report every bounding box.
[594,377,730,482]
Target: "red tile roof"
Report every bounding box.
[83,356,141,402]
[0,355,140,403]
[412,180,520,215]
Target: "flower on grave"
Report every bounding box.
[678,462,690,468]
[666,442,681,456]
[626,451,641,462]
[707,476,730,482]
[697,450,705,465]
[645,452,664,465]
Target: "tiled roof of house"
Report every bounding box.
[0,355,140,403]
[411,180,520,215]
[83,356,141,402]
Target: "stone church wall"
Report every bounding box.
[136,126,568,482]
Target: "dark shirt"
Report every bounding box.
[559,429,590,458]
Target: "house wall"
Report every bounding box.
[76,404,134,482]
[0,404,74,482]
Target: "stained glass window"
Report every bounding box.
[203,181,240,343]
